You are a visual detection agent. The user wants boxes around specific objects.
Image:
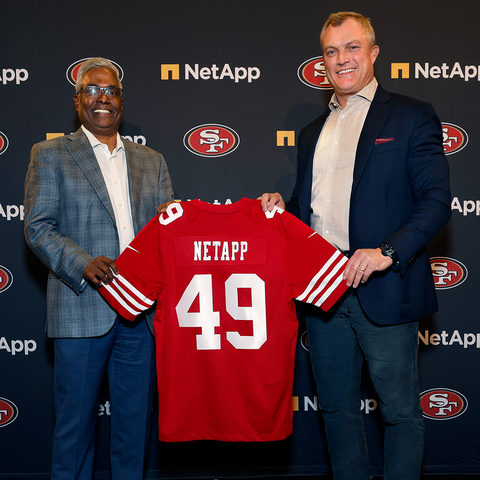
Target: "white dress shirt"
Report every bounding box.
[310,78,378,251]
[82,126,134,253]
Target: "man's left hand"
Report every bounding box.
[344,248,393,288]
[258,192,286,212]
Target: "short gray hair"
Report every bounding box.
[75,57,122,93]
[320,12,376,49]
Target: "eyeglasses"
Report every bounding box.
[77,86,123,98]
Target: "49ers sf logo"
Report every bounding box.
[297,56,333,90]
[420,388,468,420]
[183,124,240,157]
[66,58,124,86]
[442,123,468,155]
[430,257,468,289]
[0,265,13,293]
[0,131,9,155]
[0,397,18,428]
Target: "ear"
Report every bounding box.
[73,94,80,112]
[371,45,380,64]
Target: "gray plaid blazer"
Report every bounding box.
[24,128,174,338]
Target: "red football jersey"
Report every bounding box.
[100,198,348,442]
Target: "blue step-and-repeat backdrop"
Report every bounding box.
[1,1,479,478]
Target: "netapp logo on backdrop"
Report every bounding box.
[0,68,28,85]
[293,394,378,415]
[442,123,468,155]
[392,62,480,81]
[297,57,333,90]
[419,329,480,349]
[0,337,37,355]
[0,398,18,428]
[0,265,13,294]
[66,58,124,86]
[0,204,24,221]
[123,135,146,145]
[161,64,260,83]
[0,131,9,155]
[430,257,468,289]
[451,197,480,216]
[184,124,240,157]
[420,389,468,420]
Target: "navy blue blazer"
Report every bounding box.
[288,85,451,325]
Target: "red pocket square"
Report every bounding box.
[375,138,394,145]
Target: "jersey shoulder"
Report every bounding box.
[243,199,311,237]
[157,201,198,234]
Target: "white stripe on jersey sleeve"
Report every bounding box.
[103,282,144,316]
[304,255,348,304]
[111,275,154,310]
[113,274,155,307]
[314,273,345,307]
[295,250,343,302]
[103,274,155,316]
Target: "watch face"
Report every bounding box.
[381,243,398,260]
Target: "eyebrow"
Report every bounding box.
[85,83,119,87]
[326,39,363,53]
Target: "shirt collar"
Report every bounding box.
[81,125,125,151]
[328,78,378,111]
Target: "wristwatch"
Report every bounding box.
[380,242,399,266]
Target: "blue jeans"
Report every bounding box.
[305,290,424,480]
[51,317,156,480]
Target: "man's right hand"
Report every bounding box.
[84,256,119,286]
[157,200,175,214]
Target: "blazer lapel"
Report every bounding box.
[66,128,116,223]
[351,86,393,196]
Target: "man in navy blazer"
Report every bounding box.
[265,12,451,480]
[24,58,173,480]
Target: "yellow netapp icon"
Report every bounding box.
[391,63,410,79]
[161,64,180,80]
[277,131,295,147]
[46,133,65,140]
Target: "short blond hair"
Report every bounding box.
[320,12,376,49]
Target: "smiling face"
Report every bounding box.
[73,67,123,142]
[321,18,379,107]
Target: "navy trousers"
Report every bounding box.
[305,290,424,480]
[51,317,156,480]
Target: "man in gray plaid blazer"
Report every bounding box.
[24,57,173,480]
